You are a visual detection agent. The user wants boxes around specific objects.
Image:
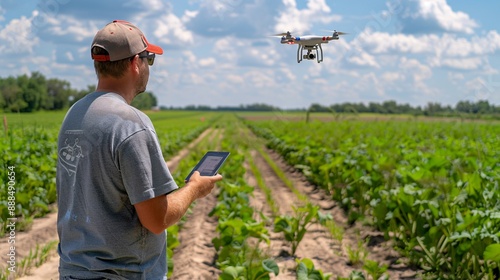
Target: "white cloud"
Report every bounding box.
[244,69,276,88]
[382,72,403,82]
[431,57,484,70]
[0,15,39,54]
[187,0,281,38]
[399,57,432,81]
[226,74,244,84]
[181,51,197,67]
[448,72,464,85]
[395,0,478,34]
[38,14,97,42]
[353,31,433,54]
[154,12,194,46]
[209,32,286,68]
[465,77,493,101]
[275,0,341,35]
[213,37,241,61]
[199,57,216,67]
[65,51,74,61]
[398,57,436,98]
[350,28,500,71]
[347,51,380,68]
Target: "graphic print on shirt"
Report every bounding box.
[59,137,84,177]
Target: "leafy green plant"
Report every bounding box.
[325,219,344,253]
[274,203,332,256]
[219,258,279,280]
[363,259,389,280]
[166,224,180,278]
[337,270,366,280]
[296,258,332,280]
[345,237,368,267]
[484,244,500,262]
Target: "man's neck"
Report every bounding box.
[96,78,135,104]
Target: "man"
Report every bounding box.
[56,20,222,280]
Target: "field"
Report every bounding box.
[0,111,499,279]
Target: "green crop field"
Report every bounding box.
[1,111,499,279]
[244,114,500,278]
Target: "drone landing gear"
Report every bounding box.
[297,44,323,63]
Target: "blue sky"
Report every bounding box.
[0,0,499,109]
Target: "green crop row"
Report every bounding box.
[0,125,59,234]
[209,116,280,279]
[245,118,500,279]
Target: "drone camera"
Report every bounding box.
[304,53,316,60]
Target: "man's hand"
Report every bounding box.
[186,171,223,199]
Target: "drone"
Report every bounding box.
[273,30,347,63]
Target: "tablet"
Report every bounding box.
[184,151,230,182]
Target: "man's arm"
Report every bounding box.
[134,171,223,234]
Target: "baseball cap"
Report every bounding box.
[91,20,163,62]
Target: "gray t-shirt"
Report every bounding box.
[56,92,178,280]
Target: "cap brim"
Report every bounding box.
[143,35,163,55]
[146,43,163,55]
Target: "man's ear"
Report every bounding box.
[130,55,140,74]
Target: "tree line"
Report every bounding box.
[1,72,499,117]
[0,72,157,112]
[165,101,500,117]
[310,100,500,116]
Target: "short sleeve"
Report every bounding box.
[116,129,178,205]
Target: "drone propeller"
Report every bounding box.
[273,32,289,37]
[271,31,295,37]
[324,30,348,35]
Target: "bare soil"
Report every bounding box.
[245,149,421,279]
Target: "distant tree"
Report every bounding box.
[456,100,472,113]
[244,103,280,111]
[309,103,329,112]
[196,105,212,111]
[0,76,24,112]
[476,100,491,114]
[424,102,443,116]
[368,102,387,114]
[354,102,369,113]
[399,103,413,114]
[44,78,74,110]
[131,91,157,110]
[382,100,399,114]
[19,72,47,112]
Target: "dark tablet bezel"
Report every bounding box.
[184,151,230,182]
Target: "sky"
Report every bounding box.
[0,0,499,109]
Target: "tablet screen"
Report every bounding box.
[198,155,225,175]
[185,151,230,182]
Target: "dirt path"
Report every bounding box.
[246,150,350,279]
[2,129,213,280]
[249,150,417,279]
[169,190,220,279]
[170,128,221,280]
[0,211,59,280]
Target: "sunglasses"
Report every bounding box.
[137,51,155,66]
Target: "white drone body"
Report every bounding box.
[275,30,346,63]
